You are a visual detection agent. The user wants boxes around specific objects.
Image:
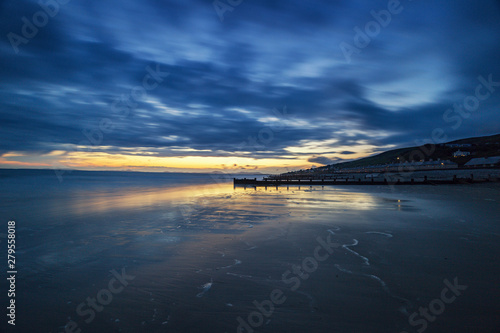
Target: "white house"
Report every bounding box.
[453,150,471,157]
[446,143,472,148]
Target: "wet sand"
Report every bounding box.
[1,178,499,333]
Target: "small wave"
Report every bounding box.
[365,231,393,238]
[226,272,253,279]
[196,279,213,298]
[218,259,242,270]
[335,266,412,311]
[343,239,370,266]
[334,264,353,274]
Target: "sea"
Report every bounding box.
[0,169,499,333]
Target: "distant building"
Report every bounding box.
[464,156,500,167]
[446,143,472,148]
[328,160,458,173]
[453,150,471,157]
[409,160,458,169]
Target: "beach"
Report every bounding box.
[3,0,500,332]
[0,170,499,332]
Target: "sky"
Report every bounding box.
[0,0,499,173]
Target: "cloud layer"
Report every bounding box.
[1,0,499,171]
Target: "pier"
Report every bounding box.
[233,176,498,187]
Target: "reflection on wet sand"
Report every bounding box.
[68,182,236,215]
[8,179,500,333]
[66,181,412,214]
[235,185,417,212]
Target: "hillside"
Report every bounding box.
[305,133,500,172]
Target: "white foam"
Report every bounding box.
[367,274,387,288]
[343,239,370,266]
[227,272,253,279]
[334,264,353,274]
[218,259,242,270]
[196,279,213,298]
[365,231,393,238]
[335,265,412,311]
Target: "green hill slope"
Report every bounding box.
[312,133,500,171]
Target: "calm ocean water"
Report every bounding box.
[0,169,499,333]
[0,169,261,222]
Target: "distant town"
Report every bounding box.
[234,134,500,186]
[282,133,500,176]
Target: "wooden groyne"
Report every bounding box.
[233,176,498,187]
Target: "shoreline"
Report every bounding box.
[234,177,500,186]
[235,168,500,186]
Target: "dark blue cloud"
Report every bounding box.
[1,0,499,164]
[308,156,344,165]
